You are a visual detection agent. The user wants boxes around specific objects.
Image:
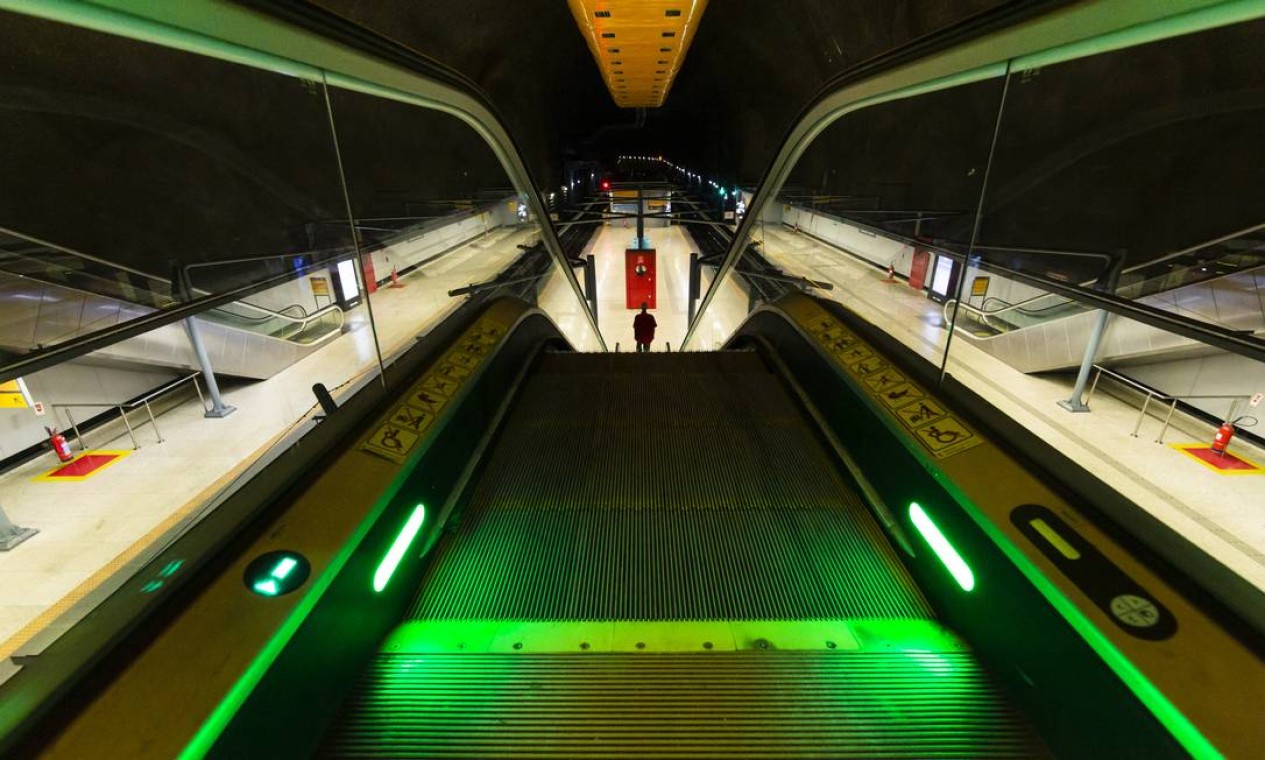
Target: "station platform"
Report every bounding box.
[1,217,1261,678]
[756,224,1265,596]
[0,228,533,658]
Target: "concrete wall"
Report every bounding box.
[365,201,519,284]
[0,359,179,459]
[1125,352,1265,423]
[776,203,1052,307]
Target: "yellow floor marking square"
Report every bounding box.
[34,450,132,482]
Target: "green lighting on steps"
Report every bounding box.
[374,504,427,593]
[909,502,975,592]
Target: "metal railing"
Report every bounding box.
[1084,364,1251,443]
[52,373,206,451]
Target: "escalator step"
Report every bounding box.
[410,507,930,620]
[320,651,1047,758]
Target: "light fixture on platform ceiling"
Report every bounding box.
[567,0,709,108]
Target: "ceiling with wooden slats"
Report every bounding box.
[567,0,709,108]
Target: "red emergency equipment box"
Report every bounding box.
[625,249,657,309]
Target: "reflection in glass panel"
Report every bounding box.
[0,11,354,304]
[718,76,1007,361]
[979,19,1265,288]
[326,87,599,354]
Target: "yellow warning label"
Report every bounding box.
[853,357,886,377]
[895,398,948,429]
[0,379,29,409]
[388,403,436,434]
[422,374,459,399]
[798,302,984,460]
[433,361,472,380]
[863,369,905,393]
[807,317,838,337]
[408,387,446,411]
[838,345,873,366]
[911,417,978,457]
[878,382,923,409]
[361,310,510,462]
[363,424,422,463]
[445,351,479,370]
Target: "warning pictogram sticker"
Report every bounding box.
[839,346,873,366]
[864,370,905,393]
[409,388,445,411]
[389,403,435,434]
[422,374,458,399]
[363,424,421,463]
[808,318,838,337]
[827,334,857,355]
[912,417,979,458]
[879,382,923,409]
[895,398,948,429]
[854,357,886,377]
[433,361,472,380]
[446,350,479,369]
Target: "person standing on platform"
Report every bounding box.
[633,303,657,353]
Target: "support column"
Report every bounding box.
[1060,252,1125,413]
[635,186,645,249]
[0,503,38,551]
[687,252,700,328]
[584,254,598,330]
[184,317,236,418]
[174,265,235,418]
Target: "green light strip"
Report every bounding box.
[908,502,976,591]
[373,505,426,593]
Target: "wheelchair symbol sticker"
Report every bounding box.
[363,424,421,462]
[913,418,978,456]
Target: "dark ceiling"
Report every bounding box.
[308,0,1018,187]
[1,1,1262,286]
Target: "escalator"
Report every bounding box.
[0,227,345,380]
[317,350,1044,757]
[6,296,1259,760]
[947,263,1265,374]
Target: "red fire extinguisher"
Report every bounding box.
[1211,422,1235,455]
[46,426,73,462]
[1212,415,1259,455]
